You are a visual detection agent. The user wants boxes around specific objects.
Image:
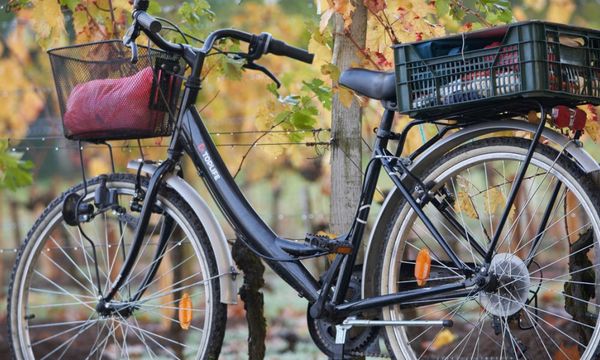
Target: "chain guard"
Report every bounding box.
[307,272,381,358]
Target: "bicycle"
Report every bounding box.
[8,1,600,358]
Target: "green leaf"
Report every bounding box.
[60,0,78,11]
[0,141,33,191]
[148,1,162,14]
[436,0,450,18]
[274,110,293,124]
[266,83,279,98]
[321,62,340,83]
[497,9,513,23]
[302,79,332,110]
[178,0,214,24]
[286,129,304,142]
[291,109,316,130]
[221,56,244,80]
[449,6,465,21]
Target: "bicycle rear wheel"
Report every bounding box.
[375,137,600,359]
[8,173,226,359]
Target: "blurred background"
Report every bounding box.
[1,0,600,358]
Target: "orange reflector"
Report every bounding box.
[178,292,192,330]
[414,248,431,287]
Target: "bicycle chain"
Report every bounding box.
[346,340,388,358]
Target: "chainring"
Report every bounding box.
[307,272,380,358]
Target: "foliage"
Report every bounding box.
[0,16,46,139]
[0,141,33,191]
[436,0,513,26]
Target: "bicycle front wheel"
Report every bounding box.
[375,137,600,359]
[8,173,226,359]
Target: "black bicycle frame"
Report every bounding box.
[101,25,555,320]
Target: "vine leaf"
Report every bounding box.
[454,190,479,219]
[333,0,356,30]
[30,0,67,49]
[0,141,33,191]
[483,187,503,215]
[364,0,386,14]
[583,105,600,142]
[337,87,354,107]
[430,329,457,351]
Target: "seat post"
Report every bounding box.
[377,109,395,136]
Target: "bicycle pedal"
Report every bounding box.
[305,233,353,254]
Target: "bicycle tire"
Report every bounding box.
[373,137,600,359]
[8,173,227,359]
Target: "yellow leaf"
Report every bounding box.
[483,187,503,215]
[584,117,600,142]
[111,0,132,12]
[524,0,547,12]
[88,157,111,176]
[18,90,44,126]
[546,0,574,24]
[309,38,333,69]
[333,0,355,30]
[316,0,333,14]
[527,110,540,124]
[337,87,354,107]
[431,329,456,351]
[321,63,340,84]
[373,189,385,204]
[454,190,478,219]
[30,0,67,49]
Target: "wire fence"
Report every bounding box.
[1,128,333,152]
[0,211,330,256]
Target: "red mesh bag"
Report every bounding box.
[64,67,163,139]
[48,40,182,141]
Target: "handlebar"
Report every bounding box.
[267,38,314,64]
[130,8,314,66]
[134,10,162,34]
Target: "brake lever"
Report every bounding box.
[123,24,140,64]
[243,61,281,88]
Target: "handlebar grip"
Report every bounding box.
[267,39,314,64]
[134,10,162,34]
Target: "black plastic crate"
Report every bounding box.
[394,21,600,120]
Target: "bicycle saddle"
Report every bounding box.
[339,68,396,101]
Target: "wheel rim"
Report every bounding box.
[13,181,215,359]
[381,145,600,359]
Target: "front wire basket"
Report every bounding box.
[48,40,184,141]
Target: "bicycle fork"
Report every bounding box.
[97,158,176,315]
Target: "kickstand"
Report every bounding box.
[332,322,352,360]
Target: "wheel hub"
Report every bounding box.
[96,299,137,318]
[480,253,531,317]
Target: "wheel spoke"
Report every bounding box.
[381,140,600,359]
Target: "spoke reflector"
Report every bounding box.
[178,292,193,330]
[415,248,431,286]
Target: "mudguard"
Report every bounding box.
[127,160,238,304]
[362,120,600,298]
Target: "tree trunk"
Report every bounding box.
[329,5,369,358]
[232,238,267,360]
[330,1,367,236]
